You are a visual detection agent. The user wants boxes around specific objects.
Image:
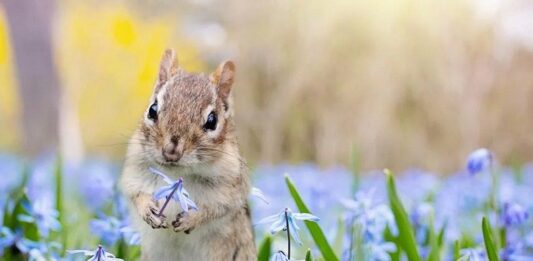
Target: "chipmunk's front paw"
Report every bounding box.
[172,212,196,234]
[141,200,168,229]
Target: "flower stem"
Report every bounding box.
[285,208,291,259]
[157,181,181,217]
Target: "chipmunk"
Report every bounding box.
[120,49,256,260]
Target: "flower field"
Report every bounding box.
[0,149,531,260]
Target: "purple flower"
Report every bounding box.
[256,208,319,245]
[466,148,493,176]
[501,202,529,227]
[68,245,123,261]
[149,167,198,214]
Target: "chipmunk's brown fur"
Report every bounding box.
[120,49,256,260]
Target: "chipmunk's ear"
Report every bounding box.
[158,49,179,83]
[210,60,235,102]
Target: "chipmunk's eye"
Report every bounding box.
[148,101,158,121]
[203,111,217,131]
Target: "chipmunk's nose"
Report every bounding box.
[162,136,182,162]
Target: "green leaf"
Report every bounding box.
[385,169,421,261]
[384,226,401,261]
[482,217,500,261]
[453,240,460,260]
[53,155,66,252]
[437,222,446,248]
[425,215,440,261]
[305,248,313,261]
[257,235,272,261]
[285,175,339,261]
[332,217,344,255]
[15,193,40,241]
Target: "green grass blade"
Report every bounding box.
[305,248,313,261]
[257,235,272,261]
[453,240,460,260]
[482,217,500,261]
[333,217,345,255]
[285,175,339,261]
[426,218,440,261]
[385,169,421,261]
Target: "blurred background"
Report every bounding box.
[1,0,532,173]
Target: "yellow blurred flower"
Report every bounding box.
[0,8,20,150]
[56,3,205,156]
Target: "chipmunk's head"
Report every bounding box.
[140,49,236,166]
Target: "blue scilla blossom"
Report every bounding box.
[458,248,486,261]
[501,202,529,227]
[149,167,198,214]
[18,199,60,237]
[365,241,397,261]
[271,251,289,261]
[90,215,141,246]
[252,164,351,235]
[0,226,21,254]
[119,226,141,246]
[0,227,60,260]
[466,148,493,176]
[256,208,319,245]
[27,155,57,204]
[77,160,117,211]
[501,243,533,261]
[410,202,434,244]
[68,245,123,261]
[341,190,398,240]
[90,215,123,246]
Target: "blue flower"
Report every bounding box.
[458,248,486,261]
[501,202,529,227]
[149,167,198,213]
[341,190,397,240]
[466,148,493,175]
[0,227,60,260]
[77,160,117,211]
[90,215,123,246]
[90,214,141,246]
[366,240,397,261]
[119,226,141,245]
[68,245,123,261]
[271,251,289,261]
[256,208,319,245]
[18,199,60,237]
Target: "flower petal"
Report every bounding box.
[288,217,302,245]
[149,167,174,184]
[269,217,286,234]
[153,185,175,200]
[251,187,270,204]
[255,213,281,226]
[292,213,320,222]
